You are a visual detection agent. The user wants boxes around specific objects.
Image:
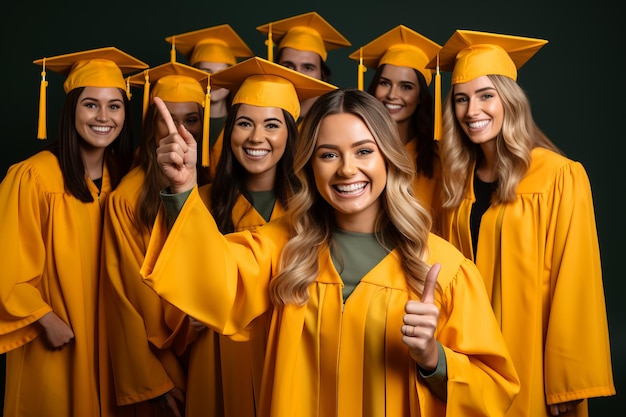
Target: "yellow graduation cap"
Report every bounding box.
[348,25,441,90]
[128,61,211,166]
[256,11,351,62]
[165,24,254,66]
[426,30,548,140]
[430,29,548,84]
[33,47,148,139]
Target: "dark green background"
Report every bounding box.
[2,1,622,414]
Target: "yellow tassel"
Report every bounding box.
[142,70,150,122]
[126,76,132,100]
[357,48,366,91]
[266,24,274,62]
[170,36,177,63]
[202,76,211,167]
[433,54,442,141]
[37,58,48,140]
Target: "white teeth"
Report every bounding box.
[468,120,489,129]
[335,182,366,193]
[92,126,112,133]
[385,103,402,110]
[245,149,269,157]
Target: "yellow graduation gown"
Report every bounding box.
[439,147,615,417]
[404,139,442,232]
[99,166,189,415]
[208,128,224,182]
[0,150,107,417]
[185,185,285,417]
[141,187,520,417]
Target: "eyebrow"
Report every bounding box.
[315,139,376,151]
[280,60,318,68]
[235,115,284,124]
[454,86,497,96]
[79,97,124,103]
[380,76,417,86]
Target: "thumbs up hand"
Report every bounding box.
[401,262,441,372]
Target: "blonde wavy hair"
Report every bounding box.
[269,89,433,306]
[440,75,562,208]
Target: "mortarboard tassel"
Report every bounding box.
[433,54,442,141]
[358,48,366,91]
[266,24,274,62]
[142,70,150,121]
[202,75,211,167]
[37,58,48,140]
[170,36,177,63]
[125,76,132,100]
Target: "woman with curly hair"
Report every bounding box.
[141,87,520,417]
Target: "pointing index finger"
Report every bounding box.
[420,262,440,304]
[153,96,178,135]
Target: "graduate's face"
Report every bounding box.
[278,47,323,81]
[195,61,230,104]
[374,64,420,127]
[156,101,203,143]
[453,75,504,146]
[230,104,288,185]
[75,87,125,149]
[311,112,386,233]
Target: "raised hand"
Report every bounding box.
[401,262,441,372]
[154,96,198,194]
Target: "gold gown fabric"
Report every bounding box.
[439,147,615,416]
[185,185,285,417]
[99,166,190,416]
[404,138,442,222]
[141,187,520,417]
[0,151,108,416]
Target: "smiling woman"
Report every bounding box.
[0,47,147,417]
[139,87,521,417]
[435,29,616,417]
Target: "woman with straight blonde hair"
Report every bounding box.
[435,30,615,416]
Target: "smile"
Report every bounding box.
[245,148,270,157]
[334,182,367,194]
[91,126,113,133]
[467,120,490,129]
[385,103,402,111]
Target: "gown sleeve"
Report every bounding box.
[543,161,614,402]
[0,161,53,351]
[142,186,276,335]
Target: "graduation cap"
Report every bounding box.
[348,25,441,90]
[33,46,148,139]
[165,24,254,66]
[427,29,548,139]
[429,29,548,84]
[211,56,337,120]
[256,11,350,62]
